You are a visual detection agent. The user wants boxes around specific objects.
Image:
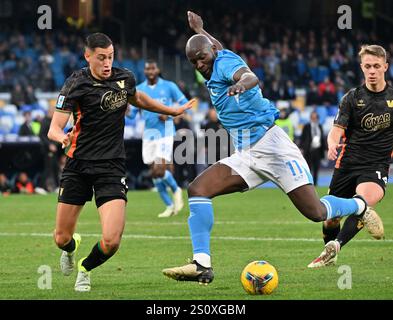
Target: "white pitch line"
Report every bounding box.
[0,232,392,243]
[0,220,312,226]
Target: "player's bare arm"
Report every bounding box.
[48,111,74,149]
[187,11,223,50]
[228,67,259,96]
[129,91,195,116]
[327,125,345,161]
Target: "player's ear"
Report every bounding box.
[84,47,91,63]
[212,45,218,57]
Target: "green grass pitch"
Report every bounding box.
[0,188,392,300]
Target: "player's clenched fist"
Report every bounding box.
[187,11,203,33]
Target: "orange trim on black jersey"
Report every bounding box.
[66,105,82,158]
[335,135,347,169]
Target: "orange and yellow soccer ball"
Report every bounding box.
[240,260,278,295]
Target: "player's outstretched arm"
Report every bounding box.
[129,91,195,116]
[187,11,223,50]
[327,126,345,161]
[227,67,259,96]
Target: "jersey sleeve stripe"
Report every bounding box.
[335,135,347,169]
[66,104,82,158]
[333,124,347,129]
[55,109,72,114]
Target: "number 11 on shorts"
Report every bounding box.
[286,160,303,176]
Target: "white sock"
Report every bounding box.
[353,198,366,215]
[193,253,211,268]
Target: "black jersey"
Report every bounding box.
[334,84,393,170]
[56,67,136,160]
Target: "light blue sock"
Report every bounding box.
[162,170,178,193]
[320,195,363,220]
[188,197,214,256]
[154,178,173,207]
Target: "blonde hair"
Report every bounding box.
[358,45,387,62]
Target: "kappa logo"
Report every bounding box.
[209,88,218,96]
[116,80,125,89]
[386,100,393,108]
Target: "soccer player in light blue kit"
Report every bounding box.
[162,11,369,284]
[134,60,188,217]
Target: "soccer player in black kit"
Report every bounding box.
[308,45,390,268]
[48,33,194,291]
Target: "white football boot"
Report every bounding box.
[158,205,175,218]
[60,233,81,276]
[308,240,340,268]
[173,188,184,215]
[74,258,91,292]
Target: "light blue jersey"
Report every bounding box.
[136,78,188,140]
[206,49,279,149]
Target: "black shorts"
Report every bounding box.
[328,167,388,198]
[58,157,128,208]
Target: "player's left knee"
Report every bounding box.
[54,230,72,248]
[101,237,121,255]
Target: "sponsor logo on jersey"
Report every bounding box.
[357,99,365,107]
[386,100,393,108]
[100,90,128,112]
[361,113,391,131]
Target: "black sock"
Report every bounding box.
[336,215,364,248]
[60,238,75,252]
[81,242,114,271]
[322,224,340,245]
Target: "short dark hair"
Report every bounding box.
[85,33,113,50]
